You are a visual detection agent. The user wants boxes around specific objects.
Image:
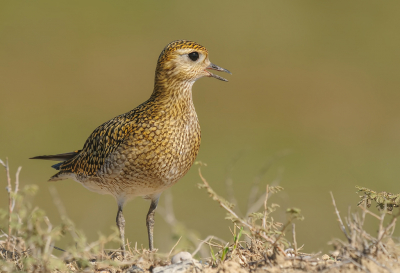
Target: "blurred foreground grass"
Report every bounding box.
[1,159,400,273]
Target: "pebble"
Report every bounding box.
[171,252,192,264]
[153,260,202,273]
[284,248,295,257]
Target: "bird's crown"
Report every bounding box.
[157,40,208,65]
[152,39,230,93]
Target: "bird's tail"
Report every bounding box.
[30,150,81,170]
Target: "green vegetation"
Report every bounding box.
[357,186,400,212]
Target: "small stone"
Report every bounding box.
[171,251,192,264]
[153,260,202,273]
[322,254,330,261]
[284,248,295,257]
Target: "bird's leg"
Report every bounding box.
[146,195,160,251]
[116,204,126,255]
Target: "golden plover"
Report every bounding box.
[31,40,231,252]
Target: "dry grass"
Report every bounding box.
[1,158,400,272]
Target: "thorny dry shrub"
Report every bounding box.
[327,191,400,273]
[1,158,400,273]
[196,168,400,273]
[0,159,169,273]
[196,166,303,266]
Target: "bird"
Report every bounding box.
[31,40,231,252]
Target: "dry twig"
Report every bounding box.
[330,192,351,243]
[198,167,287,256]
[0,158,21,251]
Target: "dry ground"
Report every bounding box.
[1,159,399,273]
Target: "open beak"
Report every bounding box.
[206,63,232,82]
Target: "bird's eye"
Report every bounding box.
[188,52,199,61]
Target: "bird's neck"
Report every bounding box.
[150,72,195,111]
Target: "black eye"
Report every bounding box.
[188,52,199,61]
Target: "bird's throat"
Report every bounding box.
[151,73,195,110]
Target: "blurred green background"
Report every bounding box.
[1,0,400,254]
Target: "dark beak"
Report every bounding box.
[206,63,232,82]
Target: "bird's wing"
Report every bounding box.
[57,113,137,177]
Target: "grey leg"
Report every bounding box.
[116,204,126,254]
[146,195,160,251]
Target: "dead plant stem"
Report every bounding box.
[292,223,297,255]
[168,236,182,258]
[330,192,351,243]
[262,185,269,231]
[198,167,286,256]
[2,158,12,250]
[358,205,381,220]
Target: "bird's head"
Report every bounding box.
[156,40,231,83]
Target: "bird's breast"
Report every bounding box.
[98,110,201,193]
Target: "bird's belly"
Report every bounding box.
[94,121,201,198]
[78,176,167,198]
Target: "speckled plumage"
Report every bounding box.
[52,95,201,200]
[31,40,230,252]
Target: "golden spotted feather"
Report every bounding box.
[58,106,141,177]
